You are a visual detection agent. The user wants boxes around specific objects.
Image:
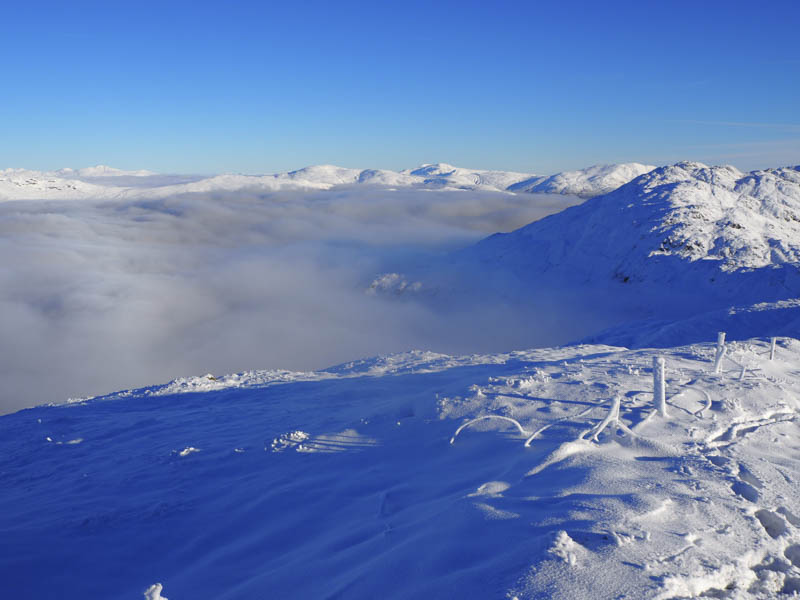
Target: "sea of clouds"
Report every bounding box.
[0,186,583,414]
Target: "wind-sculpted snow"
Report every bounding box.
[2,338,800,598]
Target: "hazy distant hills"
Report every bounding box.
[56,165,157,178]
[0,162,656,201]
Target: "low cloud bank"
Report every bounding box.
[0,187,582,414]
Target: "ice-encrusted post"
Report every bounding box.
[713,332,727,374]
[583,394,637,442]
[653,356,667,417]
[770,337,777,361]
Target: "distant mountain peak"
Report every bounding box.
[407,163,460,176]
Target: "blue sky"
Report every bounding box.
[2,0,798,174]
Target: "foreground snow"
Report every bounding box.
[2,337,799,598]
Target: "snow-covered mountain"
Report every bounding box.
[407,161,800,351]
[3,339,800,599]
[460,162,800,295]
[0,162,655,201]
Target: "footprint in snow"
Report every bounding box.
[731,462,763,502]
[755,509,788,539]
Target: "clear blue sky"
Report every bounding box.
[2,0,798,174]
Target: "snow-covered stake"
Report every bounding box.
[144,583,168,600]
[582,395,636,442]
[693,388,713,418]
[713,332,727,374]
[653,356,668,418]
[722,353,751,381]
[770,337,777,361]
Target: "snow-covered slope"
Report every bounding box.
[508,162,655,198]
[0,162,652,201]
[3,338,800,599]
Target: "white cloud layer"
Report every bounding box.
[0,187,582,414]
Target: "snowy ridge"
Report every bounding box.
[3,337,800,598]
[508,161,656,198]
[0,161,654,201]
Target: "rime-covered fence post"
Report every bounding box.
[770,337,777,361]
[653,356,667,417]
[713,332,727,374]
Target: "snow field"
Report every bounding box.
[2,337,799,598]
